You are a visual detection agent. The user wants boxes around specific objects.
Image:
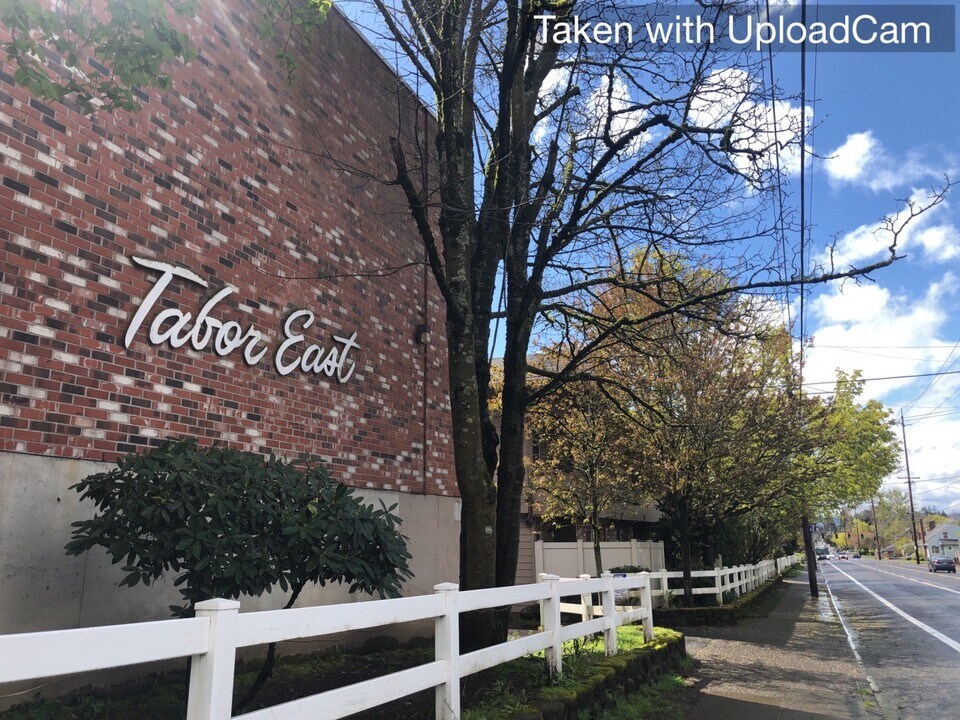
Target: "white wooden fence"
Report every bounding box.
[534,539,665,578]
[622,554,803,606]
[0,573,653,720]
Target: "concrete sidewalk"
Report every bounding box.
[682,575,883,720]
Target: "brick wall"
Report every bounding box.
[0,3,455,496]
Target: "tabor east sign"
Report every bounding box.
[124,256,360,382]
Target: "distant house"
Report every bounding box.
[922,521,960,562]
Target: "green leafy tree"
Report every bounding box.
[631,324,809,603]
[65,439,413,711]
[875,487,912,552]
[526,381,642,575]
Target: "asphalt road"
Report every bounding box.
[821,557,960,720]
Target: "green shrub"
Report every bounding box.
[65,438,414,710]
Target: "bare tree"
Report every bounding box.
[354,0,948,644]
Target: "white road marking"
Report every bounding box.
[827,562,960,655]
[821,576,882,697]
[857,564,960,597]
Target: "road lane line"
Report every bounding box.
[855,564,960,596]
[863,560,960,582]
[827,562,960,655]
[821,576,882,697]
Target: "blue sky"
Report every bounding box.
[789,6,960,514]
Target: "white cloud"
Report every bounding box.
[806,273,960,513]
[913,224,960,262]
[811,283,888,324]
[823,131,946,192]
[690,68,809,180]
[689,68,752,128]
[584,74,651,155]
[819,190,960,269]
[824,131,875,182]
[806,273,957,400]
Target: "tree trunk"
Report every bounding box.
[494,280,536,595]
[446,300,499,650]
[588,505,603,575]
[703,526,716,569]
[235,584,305,713]
[495,373,526,590]
[680,498,694,607]
[593,534,604,577]
[801,514,819,598]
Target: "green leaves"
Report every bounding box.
[0,0,330,114]
[0,0,197,113]
[66,439,414,616]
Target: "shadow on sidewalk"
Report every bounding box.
[681,574,879,720]
[692,691,856,720]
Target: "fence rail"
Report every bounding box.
[0,573,655,720]
[1,555,800,719]
[622,553,803,606]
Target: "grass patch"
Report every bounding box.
[738,583,786,619]
[594,659,694,720]
[462,626,683,719]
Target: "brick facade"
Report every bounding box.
[0,4,455,496]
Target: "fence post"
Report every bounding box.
[578,574,593,622]
[534,540,545,578]
[600,572,617,656]
[539,573,563,677]
[434,582,460,720]
[630,539,639,568]
[187,598,240,720]
[660,568,670,607]
[714,567,723,606]
[639,572,654,642]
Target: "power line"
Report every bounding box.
[817,348,958,362]
[905,378,960,422]
[798,0,808,383]
[901,337,960,415]
[802,368,960,390]
[763,0,792,338]
[815,344,960,350]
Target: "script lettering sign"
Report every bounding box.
[124,256,360,382]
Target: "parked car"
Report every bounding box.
[852,553,861,559]
[927,556,957,573]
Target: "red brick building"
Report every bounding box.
[0,4,458,635]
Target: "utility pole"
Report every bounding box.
[856,512,862,557]
[871,496,881,560]
[900,410,922,565]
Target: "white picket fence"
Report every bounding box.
[0,573,653,720]
[625,553,803,606]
